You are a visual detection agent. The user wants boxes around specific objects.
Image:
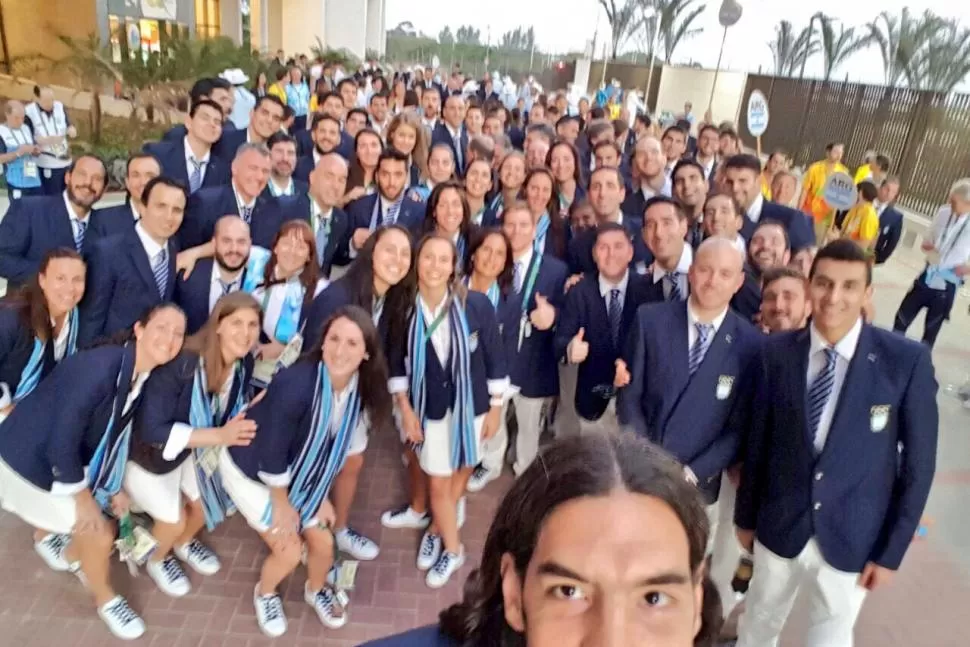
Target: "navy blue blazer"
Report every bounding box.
[0,195,125,287]
[735,325,938,573]
[79,228,178,346]
[0,306,57,397]
[293,154,315,184]
[875,206,904,265]
[730,267,762,324]
[347,193,426,236]
[362,625,456,647]
[617,301,762,499]
[179,185,284,250]
[555,272,651,421]
[212,128,249,161]
[262,178,308,201]
[143,139,230,191]
[295,129,313,158]
[172,258,253,335]
[0,343,141,490]
[431,123,469,177]
[293,130,352,161]
[277,194,352,275]
[389,292,506,420]
[740,201,816,253]
[504,253,568,399]
[131,350,252,474]
[93,200,139,233]
[565,216,650,275]
[228,358,343,483]
[162,123,234,144]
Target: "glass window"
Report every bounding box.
[195,0,222,39]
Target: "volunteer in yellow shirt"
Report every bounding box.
[838,180,880,253]
[267,69,288,105]
[800,141,850,241]
[853,150,876,184]
[760,150,789,199]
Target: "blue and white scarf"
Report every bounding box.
[13,308,79,402]
[241,246,271,294]
[246,247,306,344]
[534,211,550,254]
[489,193,504,221]
[262,366,362,527]
[190,360,246,530]
[464,276,500,310]
[86,346,136,511]
[406,295,478,469]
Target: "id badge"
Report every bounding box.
[524,322,533,338]
[198,447,221,477]
[22,160,38,178]
[43,168,52,179]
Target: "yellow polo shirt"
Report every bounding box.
[801,160,850,223]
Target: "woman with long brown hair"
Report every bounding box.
[388,234,508,589]
[247,220,328,387]
[0,247,86,572]
[220,305,393,637]
[423,181,477,269]
[124,293,261,598]
[386,111,429,187]
[344,127,385,204]
[483,151,526,226]
[521,166,567,259]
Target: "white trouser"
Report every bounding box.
[510,393,549,476]
[709,475,745,615]
[479,401,509,473]
[577,398,619,436]
[737,538,867,647]
[554,363,579,438]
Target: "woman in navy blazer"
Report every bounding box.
[388,235,508,590]
[547,140,586,224]
[219,305,392,638]
[482,151,526,227]
[422,181,479,272]
[464,158,493,226]
[126,293,260,598]
[463,228,515,493]
[302,224,415,561]
[408,142,456,203]
[0,303,186,640]
[521,167,567,260]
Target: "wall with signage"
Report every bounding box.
[655,65,748,130]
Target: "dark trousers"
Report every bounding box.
[40,167,67,195]
[893,274,957,348]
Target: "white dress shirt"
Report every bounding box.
[686,302,728,350]
[129,201,142,222]
[183,137,211,183]
[807,317,862,453]
[420,294,451,364]
[746,193,766,224]
[697,156,716,181]
[268,176,295,197]
[134,221,165,265]
[598,270,630,310]
[62,191,90,242]
[208,263,245,313]
[233,183,257,215]
[650,244,693,297]
[640,176,673,201]
[512,247,535,292]
[51,314,72,362]
[927,205,970,282]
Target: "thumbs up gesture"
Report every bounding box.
[529,293,556,331]
[614,358,631,388]
[567,327,590,364]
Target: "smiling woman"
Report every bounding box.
[363,433,722,647]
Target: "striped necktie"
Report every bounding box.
[315,214,330,265]
[240,205,253,224]
[687,323,713,376]
[513,261,524,293]
[74,219,87,252]
[807,348,838,453]
[153,248,169,298]
[453,131,464,171]
[384,199,401,226]
[665,272,683,302]
[189,157,204,193]
[608,288,622,348]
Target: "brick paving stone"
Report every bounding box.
[0,425,967,646]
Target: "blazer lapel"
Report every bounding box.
[109,343,137,436]
[819,325,874,458]
[689,312,737,390]
[164,240,178,299]
[789,328,813,453]
[127,231,159,294]
[665,303,691,398]
[171,139,190,185]
[53,198,77,249]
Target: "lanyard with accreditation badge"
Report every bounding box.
[517,254,543,351]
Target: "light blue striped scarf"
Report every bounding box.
[263,365,362,527]
[464,276,500,310]
[13,308,78,402]
[87,346,135,511]
[245,247,306,344]
[534,211,550,253]
[190,360,246,530]
[407,295,478,469]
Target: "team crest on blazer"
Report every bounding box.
[870,405,890,432]
[716,375,735,400]
[468,331,479,352]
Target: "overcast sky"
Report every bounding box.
[385,0,970,85]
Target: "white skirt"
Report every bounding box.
[0,457,76,534]
[124,458,201,525]
[347,417,369,457]
[419,411,485,478]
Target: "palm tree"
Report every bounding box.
[650,0,707,63]
[768,20,817,77]
[906,20,970,93]
[867,9,941,87]
[599,0,643,59]
[817,15,871,81]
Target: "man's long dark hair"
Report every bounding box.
[439,434,723,646]
[342,224,416,349]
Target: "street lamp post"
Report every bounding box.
[708,0,742,115]
[641,6,661,114]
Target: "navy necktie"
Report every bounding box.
[74,220,87,252]
[666,272,683,302]
[153,248,168,298]
[807,348,839,453]
[188,157,204,193]
[240,205,253,224]
[608,288,622,349]
[688,323,713,376]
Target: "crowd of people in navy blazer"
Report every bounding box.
[0,70,941,646]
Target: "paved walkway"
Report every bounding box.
[0,230,968,646]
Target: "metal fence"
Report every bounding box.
[736,74,970,216]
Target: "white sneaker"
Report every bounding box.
[416,531,442,571]
[457,496,467,529]
[426,548,465,589]
[34,533,74,572]
[381,504,431,529]
[305,583,349,629]
[467,465,498,493]
[146,555,191,597]
[97,595,146,640]
[174,539,221,575]
[253,584,288,637]
[335,527,380,560]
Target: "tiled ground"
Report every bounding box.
[2,247,970,646]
